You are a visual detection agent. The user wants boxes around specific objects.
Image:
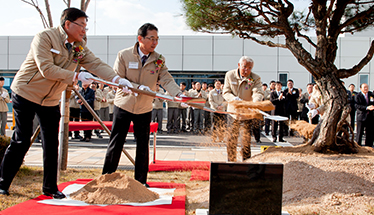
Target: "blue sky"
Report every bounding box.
[0,0,310,36]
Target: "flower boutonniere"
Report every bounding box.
[245,78,254,90]
[154,54,165,71]
[370,96,374,102]
[72,45,85,63]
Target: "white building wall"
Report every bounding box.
[0,35,373,91]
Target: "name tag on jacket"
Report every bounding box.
[129,62,139,69]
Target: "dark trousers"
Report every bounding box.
[179,108,187,131]
[152,108,163,131]
[284,112,298,135]
[187,107,194,130]
[193,109,204,131]
[204,111,212,131]
[356,119,373,147]
[0,93,61,192]
[102,106,151,184]
[167,108,179,132]
[350,110,356,131]
[272,120,285,140]
[69,107,80,137]
[80,111,93,138]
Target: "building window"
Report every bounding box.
[359,74,369,87]
[279,73,288,90]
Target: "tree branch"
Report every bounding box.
[44,0,53,27]
[21,0,49,28]
[337,40,374,78]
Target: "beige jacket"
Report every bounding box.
[189,89,208,109]
[209,89,227,111]
[100,87,109,108]
[106,89,115,114]
[264,89,271,101]
[11,26,117,107]
[152,88,165,110]
[0,88,10,112]
[223,69,264,119]
[69,89,80,109]
[113,43,180,114]
[94,89,103,111]
[165,91,180,108]
[178,89,189,109]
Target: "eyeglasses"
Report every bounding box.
[144,37,159,42]
[71,21,88,31]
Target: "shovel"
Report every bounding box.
[89,76,206,104]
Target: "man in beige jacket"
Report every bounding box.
[152,83,164,133]
[0,8,132,198]
[102,23,182,186]
[209,79,227,138]
[0,77,10,136]
[223,56,264,162]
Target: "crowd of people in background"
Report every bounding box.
[68,78,367,145]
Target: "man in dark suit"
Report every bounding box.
[348,84,357,130]
[77,83,95,142]
[284,79,299,136]
[355,83,374,147]
[270,82,286,142]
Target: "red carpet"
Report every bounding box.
[68,121,158,132]
[0,179,185,215]
[149,160,210,172]
[189,170,210,181]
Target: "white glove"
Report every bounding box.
[181,102,189,108]
[233,97,242,101]
[138,85,151,91]
[306,103,316,109]
[118,78,133,94]
[308,109,318,119]
[1,91,7,98]
[77,72,94,85]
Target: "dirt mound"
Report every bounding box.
[70,172,159,204]
[290,120,317,139]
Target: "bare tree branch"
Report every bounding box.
[337,40,374,79]
[21,0,49,28]
[44,0,53,27]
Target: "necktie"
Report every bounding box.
[141,55,148,66]
[366,94,369,104]
[65,43,72,52]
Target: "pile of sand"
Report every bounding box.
[290,120,317,139]
[70,172,159,204]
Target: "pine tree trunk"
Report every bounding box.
[308,73,359,153]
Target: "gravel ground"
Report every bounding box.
[187,145,374,215]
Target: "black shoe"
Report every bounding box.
[143,183,150,188]
[272,137,277,142]
[43,190,66,199]
[0,188,9,196]
[79,137,85,141]
[265,132,269,136]
[279,138,286,142]
[97,134,103,138]
[73,135,82,139]
[256,140,261,143]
